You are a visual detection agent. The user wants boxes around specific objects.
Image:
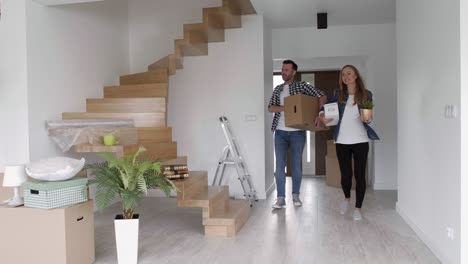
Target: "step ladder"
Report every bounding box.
[212,116,258,206]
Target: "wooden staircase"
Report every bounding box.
[62,0,256,237]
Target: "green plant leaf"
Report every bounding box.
[85,147,176,216]
[360,100,375,109]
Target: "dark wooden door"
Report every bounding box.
[314,71,340,175]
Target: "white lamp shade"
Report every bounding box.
[3,164,28,187]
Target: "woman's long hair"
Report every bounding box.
[339,65,368,105]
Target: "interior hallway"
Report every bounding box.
[94,177,439,264]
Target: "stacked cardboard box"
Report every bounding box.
[0,200,95,264]
[326,140,368,189]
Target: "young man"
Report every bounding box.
[268,60,327,209]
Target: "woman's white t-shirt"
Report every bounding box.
[336,95,369,144]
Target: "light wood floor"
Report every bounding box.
[94,177,440,264]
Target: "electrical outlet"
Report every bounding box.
[446,227,455,240]
[245,115,257,121]
[444,104,458,119]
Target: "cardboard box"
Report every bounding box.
[0,200,95,264]
[327,140,337,158]
[0,173,14,202]
[284,94,325,131]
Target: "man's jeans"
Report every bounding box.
[274,130,306,198]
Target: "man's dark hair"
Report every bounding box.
[283,60,298,71]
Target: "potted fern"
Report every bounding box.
[85,146,176,264]
[360,100,375,122]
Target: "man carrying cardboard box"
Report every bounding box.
[268,60,327,209]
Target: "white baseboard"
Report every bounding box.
[373,181,397,190]
[265,181,276,198]
[396,202,447,263]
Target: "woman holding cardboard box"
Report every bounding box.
[319,65,379,221]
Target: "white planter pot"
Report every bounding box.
[114,214,139,264]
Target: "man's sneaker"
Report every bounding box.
[353,209,362,221]
[292,194,302,207]
[272,197,286,209]
[340,200,349,215]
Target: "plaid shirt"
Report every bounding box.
[268,80,325,132]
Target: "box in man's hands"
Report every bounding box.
[284,94,326,131]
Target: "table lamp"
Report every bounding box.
[3,164,27,206]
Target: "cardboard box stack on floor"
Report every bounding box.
[0,172,95,264]
[0,200,95,264]
[326,140,368,189]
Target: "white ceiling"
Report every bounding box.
[251,0,396,28]
[32,0,395,27]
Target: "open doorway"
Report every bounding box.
[272,70,340,176]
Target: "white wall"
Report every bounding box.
[167,15,267,198]
[263,20,274,197]
[273,56,367,74]
[0,0,30,171]
[461,1,468,262]
[128,0,221,73]
[273,24,398,190]
[396,0,461,263]
[33,0,104,5]
[25,0,130,161]
[128,1,268,198]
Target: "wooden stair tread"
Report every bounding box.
[203,199,250,226]
[120,69,168,85]
[74,143,123,153]
[62,112,166,128]
[148,55,177,75]
[104,84,168,98]
[173,171,207,200]
[86,98,166,113]
[74,144,125,157]
[178,186,228,208]
[184,22,225,43]
[229,0,256,15]
[162,156,188,166]
[123,142,177,160]
[137,127,172,143]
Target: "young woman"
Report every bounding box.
[319,65,380,220]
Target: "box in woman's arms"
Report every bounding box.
[23,177,88,209]
[324,102,339,126]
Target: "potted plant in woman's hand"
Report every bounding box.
[360,101,374,123]
[85,146,177,264]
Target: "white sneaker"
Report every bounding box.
[353,209,362,221]
[340,200,349,215]
[292,194,302,207]
[272,197,286,209]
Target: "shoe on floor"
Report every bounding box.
[272,197,286,209]
[340,200,349,215]
[353,209,362,221]
[292,194,302,207]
